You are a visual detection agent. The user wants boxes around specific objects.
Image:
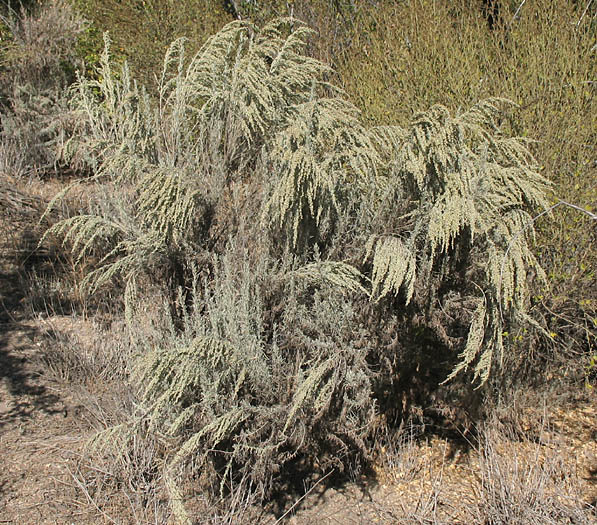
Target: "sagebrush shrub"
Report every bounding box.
[46,19,353,302]
[472,426,593,524]
[365,99,550,384]
[91,249,374,523]
[45,17,553,521]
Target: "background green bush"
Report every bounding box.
[71,0,232,87]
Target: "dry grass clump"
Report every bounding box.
[0,0,84,89]
[470,425,593,524]
[363,410,595,525]
[23,311,169,524]
[37,315,132,385]
[0,0,85,178]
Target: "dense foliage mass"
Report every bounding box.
[39,15,554,521]
[1,1,594,522]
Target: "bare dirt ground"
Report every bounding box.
[287,417,597,524]
[0,235,102,524]
[0,272,72,522]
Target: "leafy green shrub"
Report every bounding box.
[70,0,232,88]
[226,0,371,65]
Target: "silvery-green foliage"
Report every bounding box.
[64,34,155,176]
[279,270,375,452]
[366,99,551,384]
[41,17,555,518]
[46,18,356,296]
[289,259,369,295]
[263,96,380,248]
[121,250,374,521]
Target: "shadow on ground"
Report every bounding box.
[0,266,62,429]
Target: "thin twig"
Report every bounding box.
[577,0,594,28]
[274,469,334,523]
[510,0,528,27]
[68,465,119,525]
